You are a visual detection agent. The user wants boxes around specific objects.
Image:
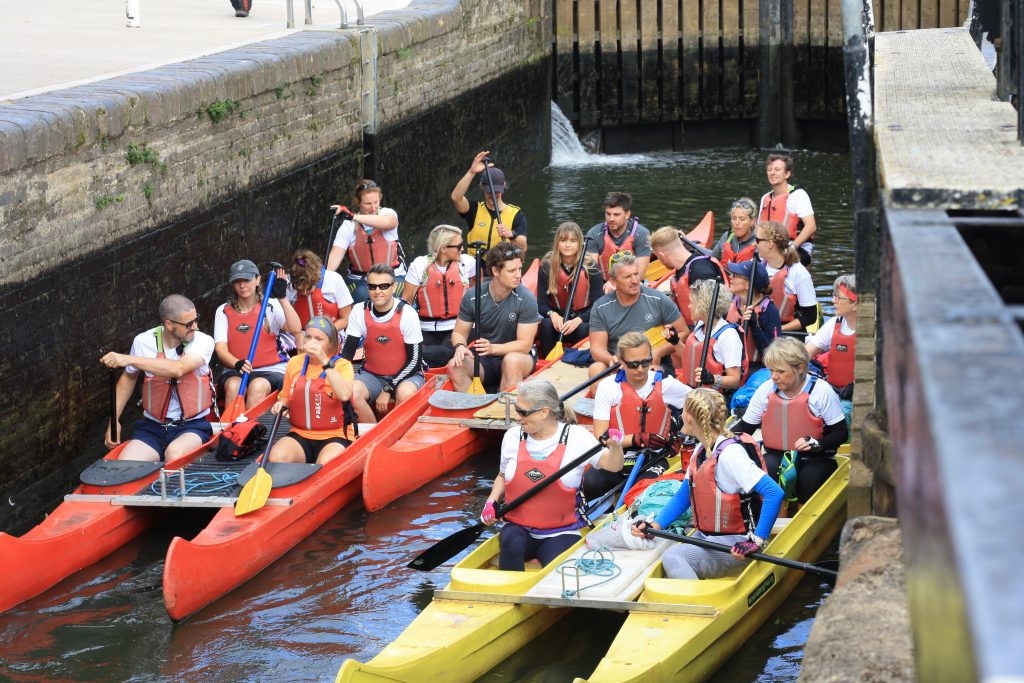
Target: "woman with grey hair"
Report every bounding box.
[733,337,847,504]
[480,379,624,571]
[402,224,476,367]
[806,274,857,398]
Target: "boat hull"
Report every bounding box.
[163,381,435,621]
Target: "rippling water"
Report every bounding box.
[0,142,851,682]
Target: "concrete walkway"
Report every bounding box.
[0,0,411,100]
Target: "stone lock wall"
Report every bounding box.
[0,0,551,533]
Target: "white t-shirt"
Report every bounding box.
[686,435,766,494]
[741,376,846,427]
[345,301,423,345]
[593,370,691,421]
[286,269,355,319]
[126,329,215,421]
[764,261,817,307]
[499,423,602,490]
[807,316,855,352]
[404,254,477,332]
[213,300,288,374]
[689,319,744,369]
[332,207,405,278]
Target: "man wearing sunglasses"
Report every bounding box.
[99,294,216,463]
[451,151,528,256]
[585,191,652,290]
[588,253,687,384]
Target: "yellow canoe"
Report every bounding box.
[337,452,848,683]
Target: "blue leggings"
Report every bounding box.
[498,522,579,571]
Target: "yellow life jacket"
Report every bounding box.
[467,201,521,256]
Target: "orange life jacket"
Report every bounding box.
[361,301,410,377]
[503,425,583,530]
[720,234,757,266]
[826,316,856,388]
[610,373,672,439]
[287,355,346,431]
[347,220,400,274]
[726,296,773,369]
[768,265,797,323]
[680,321,747,391]
[295,268,340,328]
[550,262,591,315]
[415,261,465,322]
[761,377,825,452]
[598,219,639,281]
[224,302,282,369]
[141,328,213,422]
[759,186,804,241]
[688,433,767,535]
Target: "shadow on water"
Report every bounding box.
[0,144,852,683]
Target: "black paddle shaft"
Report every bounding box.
[481,158,502,250]
[740,253,760,337]
[108,368,118,443]
[257,409,286,469]
[469,241,488,382]
[645,528,839,583]
[323,209,339,265]
[554,236,593,348]
[408,440,609,570]
[697,280,721,375]
[559,362,621,402]
[680,232,713,258]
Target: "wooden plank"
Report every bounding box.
[937,0,956,27]
[872,0,883,31]
[701,0,721,116]
[920,0,938,27]
[901,0,918,29]
[721,0,742,118]
[600,0,621,126]
[620,0,641,123]
[682,0,701,117]
[661,0,681,121]
[826,0,845,119]
[579,0,598,127]
[884,0,900,34]
[808,0,827,118]
[793,0,811,119]
[554,0,576,122]
[433,590,718,615]
[639,0,660,122]
[741,0,759,117]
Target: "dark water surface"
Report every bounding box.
[0,147,851,683]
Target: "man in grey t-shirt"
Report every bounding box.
[448,245,541,392]
[585,191,652,288]
[588,254,687,381]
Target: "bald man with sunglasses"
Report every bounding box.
[99,294,216,463]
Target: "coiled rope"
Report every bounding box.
[558,546,622,598]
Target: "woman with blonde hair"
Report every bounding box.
[632,388,783,578]
[679,279,745,392]
[755,221,817,331]
[402,224,476,367]
[733,337,847,504]
[536,222,604,357]
[481,379,624,570]
[712,197,759,266]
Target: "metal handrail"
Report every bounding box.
[286,0,365,28]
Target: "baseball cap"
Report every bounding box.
[726,259,770,290]
[479,167,505,193]
[228,259,260,283]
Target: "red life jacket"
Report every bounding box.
[768,265,797,323]
[761,377,825,451]
[415,260,465,322]
[347,221,400,274]
[503,425,583,530]
[141,328,213,422]
[670,256,730,328]
[610,373,672,439]
[295,268,341,327]
[726,296,773,369]
[550,262,591,315]
[224,302,282,369]
[361,301,410,377]
[598,219,638,281]
[826,316,856,388]
[287,355,346,431]
[720,234,757,266]
[759,186,804,241]
[680,321,747,390]
[688,433,767,535]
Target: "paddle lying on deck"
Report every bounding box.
[408,440,609,571]
[643,527,839,584]
[546,236,594,361]
[222,271,277,422]
[234,407,285,516]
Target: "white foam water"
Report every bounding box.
[550,101,651,167]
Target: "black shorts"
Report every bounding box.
[218,368,284,393]
[283,432,351,464]
[475,353,537,393]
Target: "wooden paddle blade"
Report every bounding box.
[545,342,564,362]
[468,377,487,395]
[407,522,487,571]
[234,466,272,516]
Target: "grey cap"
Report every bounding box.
[228,259,260,282]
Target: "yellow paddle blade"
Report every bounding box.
[468,377,487,395]
[644,326,668,348]
[234,466,272,516]
[545,342,564,362]
[643,259,670,282]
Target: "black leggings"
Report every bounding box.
[421,329,455,368]
[763,448,837,504]
[537,317,590,358]
[498,522,579,571]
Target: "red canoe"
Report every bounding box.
[0,394,277,614]
[162,377,437,621]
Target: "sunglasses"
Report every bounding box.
[755,237,771,243]
[623,357,654,369]
[356,180,379,191]
[366,282,395,291]
[514,405,543,418]
[169,315,200,329]
[609,250,635,263]
[446,242,464,250]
